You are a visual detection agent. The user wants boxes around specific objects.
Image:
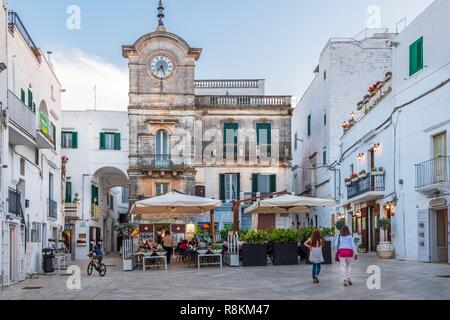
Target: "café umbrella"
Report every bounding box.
[244,194,336,215]
[131,191,222,220]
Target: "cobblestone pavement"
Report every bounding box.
[1,255,449,300]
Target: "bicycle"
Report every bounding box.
[87,254,107,277]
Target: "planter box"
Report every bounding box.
[242,243,267,267]
[224,253,240,267]
[272,242,298,266]
[123,258,135,271]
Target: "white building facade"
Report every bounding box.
[291,30,394,229]
[1,6,64,286]
[392,0,450,263]
[61,110,129,261]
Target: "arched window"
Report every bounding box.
[155,130,170,168]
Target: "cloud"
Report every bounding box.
[53,50,128,111]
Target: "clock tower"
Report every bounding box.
[123,0,202,204]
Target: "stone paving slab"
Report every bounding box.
[0,255,449,300]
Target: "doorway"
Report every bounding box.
[9,225,17,283]
[432,209,448,263]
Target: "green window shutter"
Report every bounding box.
[409,37,424,76]
[270,175,276,193]
[27,89,33,109]
[72,132,78,149]
[252,174,259,193]
[99,132,106,150]
[114,133,121,150]
[20,89,25,103]
[236,173,241,200]
[219,174,225,201]
[65,181,72,203]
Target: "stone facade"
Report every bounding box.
[123,22,292,230]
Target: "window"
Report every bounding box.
[100,132,121,150]
[121,187,129,204]
[30,222,42,243]
[257,123,271,157]
[20,158,25,176]
[62,132,78,149]
[49,173,54,201]
[252,174,276,194]
[110,195,114,210]
[91,185,99,205]
[219,173,240,202]
[224,123,238,159]
[155,183,169,196]
[65,181,72,203]
[409,37,424,76]
[323,147,327,165]
[324,112,327,126]
[28,89,33,110]
[155,130,169,155]
[20,89,26,103]
[323,70,327,80]
[307,115,312,137]
[35,149,39,165]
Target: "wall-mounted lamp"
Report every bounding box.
[0,62,6,73]
[373,143,381,152]
[384,201,396,214]
[357,153,365,161]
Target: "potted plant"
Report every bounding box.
[378,167,385,175]
[359,170,367,178]
[267,228,299,266]
[376,218,394,259]
[241,230,268,267]
[358,244,367,254]
[73,193,80,203]
[345,178,352,186]
[211,244,223,254]
[351,173,359,183]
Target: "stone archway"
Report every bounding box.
[91,166,129,254]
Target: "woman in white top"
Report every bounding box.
[334,225,358,287]
[304,229,325,284]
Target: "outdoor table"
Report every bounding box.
[197,253,223,270]
[142,255,168,271]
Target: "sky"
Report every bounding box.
[8,0,435,110]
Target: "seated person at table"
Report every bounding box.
[180,239,189,250]
[189,238,198,247]
[198,237,208,249]
[204,234,212,244]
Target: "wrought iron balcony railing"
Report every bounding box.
[415,156,450,189]
[137,154,189,170]
[347,173,385,200]
[195,95,292,107]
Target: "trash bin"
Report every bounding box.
[43,248,55,273]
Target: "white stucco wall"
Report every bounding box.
[292,33,394,228]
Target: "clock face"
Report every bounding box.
[149,55,174,79]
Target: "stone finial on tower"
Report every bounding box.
[156,0,166,31]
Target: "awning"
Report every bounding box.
[244,194,336,215]
[131,191,222,220]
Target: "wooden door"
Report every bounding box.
[361,208,368,252]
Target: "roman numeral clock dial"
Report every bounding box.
[149,55,174,79]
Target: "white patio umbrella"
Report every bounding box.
[244,194,336,215]
[131,191,222,220]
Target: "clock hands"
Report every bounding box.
[158,64,166,77]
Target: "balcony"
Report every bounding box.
[346,173,385,203]
[195,95,292,107]
[91,204,101,220]
[7,90,37,146]
[8,188,23,218]
[48,199,58,219]
[36,112,56,149]
[65,202,81,220]
[137,155,189,170]
[415,157,450,197]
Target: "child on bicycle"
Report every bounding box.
[89,244,104,264]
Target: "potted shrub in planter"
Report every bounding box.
[359,170,367,178]
[241,230,268,267]
[357,101,365,110]
[319,227,335,265]
[376,218,394,259]
[350,173,359,183]
[378,167,385,175]
[384,71,393,82]
[345,178,352,186]
[267,228,299,266]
